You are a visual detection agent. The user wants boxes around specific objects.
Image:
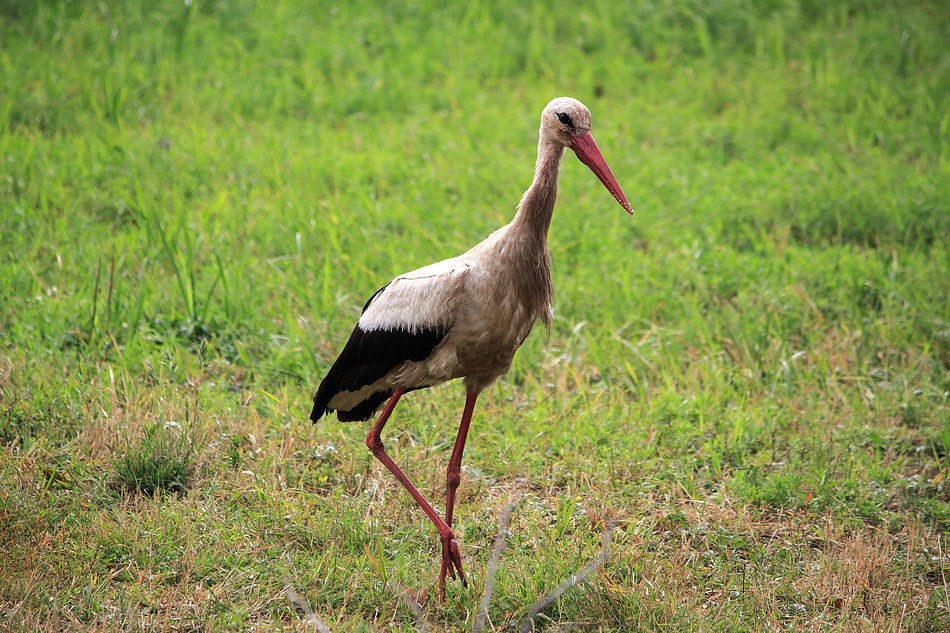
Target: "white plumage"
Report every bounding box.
[357,258,470,334]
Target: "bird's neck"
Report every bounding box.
[511,139,565,240]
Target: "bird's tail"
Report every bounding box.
[309,393,326,423]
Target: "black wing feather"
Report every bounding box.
[310,284,450,422]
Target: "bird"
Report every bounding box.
[309,96,632,600]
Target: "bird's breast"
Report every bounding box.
[441,265,549,382]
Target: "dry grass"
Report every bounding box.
[616,500,947,632]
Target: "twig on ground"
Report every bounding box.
[283,580,332,632]
[473,495,522,633]
[517,521,617,633]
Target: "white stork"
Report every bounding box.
[310,97,632,600]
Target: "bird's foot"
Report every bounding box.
[437,532,467,602]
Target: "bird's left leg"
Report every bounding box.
[365,388,466,599]
[439,390,479,597]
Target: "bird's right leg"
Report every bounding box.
[365,388,466,599]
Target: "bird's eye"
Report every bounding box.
[556,112,574,128]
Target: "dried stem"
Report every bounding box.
[517,521,616,633]
[283,580,332,632]
[473,494,522,633]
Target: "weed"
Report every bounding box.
[112,422,197,496]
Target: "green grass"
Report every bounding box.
[112,421,198,496]
[1,0,948,630]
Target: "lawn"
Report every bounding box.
[1,0,948,631]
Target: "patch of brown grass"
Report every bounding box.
[608,499,949,632]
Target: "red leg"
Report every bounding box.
[439,391,479,596]
[365,388,466,599]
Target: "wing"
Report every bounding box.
[310,258,471,422]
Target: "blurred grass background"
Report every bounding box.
[1,0,948,630]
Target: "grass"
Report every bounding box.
[112,421,197,496]
[1,0,948,630]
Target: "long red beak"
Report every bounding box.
[569,130,633,215]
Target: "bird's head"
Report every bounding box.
[541,96,633,215]
[541,97,593,146]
